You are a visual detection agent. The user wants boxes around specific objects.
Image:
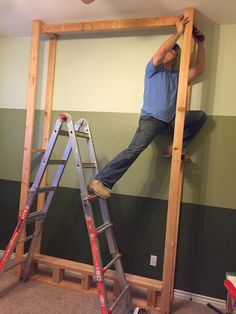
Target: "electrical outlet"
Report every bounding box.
[150,255,157,266]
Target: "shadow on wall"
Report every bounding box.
[185,20,220,205]
[184,117,216,203]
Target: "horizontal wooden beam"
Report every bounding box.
[31,253,162,291]
[40,16,177,34]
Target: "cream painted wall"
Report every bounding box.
[0,24,235,115]
[0,37,30,109]
[212,25,236,116]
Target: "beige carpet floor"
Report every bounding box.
[0,270,226,314]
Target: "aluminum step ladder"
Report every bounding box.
[0,113,146,314]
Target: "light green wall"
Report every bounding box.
[0,24,236,116]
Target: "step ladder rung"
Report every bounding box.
[18,234,34,244]
[108,284,130,313]
[82,194,98,202]
[37,186,56,193]
[48,159,66,165]
[82,162,96,168]
[4,259,25,273]
[58,129,69,137]
[96,223,113,237]
[76,131,90,139]
[27,212,47,224]
[58,129,90,139]
[102,254,121,274]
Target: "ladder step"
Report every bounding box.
[18,234,34,244]
[95,223,113,237]
[4,259,25,273]
[27,212,47,224]
[82,162,96,168]
[59,129,90,138]
[102,254,121,274]
[76,131,90,139]
[83,194,98,202]
[108,284,130,313]
[37,186,56,193]
[48,159,66,165]
[58,129,69,137]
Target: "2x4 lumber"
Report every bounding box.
[15,20,43,274]
[147,289,160,308]
[170,164,183,301]
[35,35,58,254]
[168,39,195,299]
[42,35,57,151]
[169,27,195,304]
[161,8,194,314]
[81,273,93,290]
[31,147,46,153]
[40,16,177,34]
[31,254,162,291]
[17,20,43,217]
[52,267,65,283]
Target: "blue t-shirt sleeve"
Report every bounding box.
[145,59,163,78]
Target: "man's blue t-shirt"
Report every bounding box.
[141,60,179,123]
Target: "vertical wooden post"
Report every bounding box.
[15,20,42,271]
[169,38,195,301]
[35,35,57,254]
[161,8,194,314]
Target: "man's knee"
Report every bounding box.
[188,110,207,124]
[199,111,207,125]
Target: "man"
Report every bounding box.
[89,16,207,199]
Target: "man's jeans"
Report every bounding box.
[96,110,207,189]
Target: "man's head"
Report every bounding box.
[163,43,181,68]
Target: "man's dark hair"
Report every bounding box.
[173,43,181,54]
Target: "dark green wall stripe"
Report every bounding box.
[1,179,235,300]
[0,180,20,247]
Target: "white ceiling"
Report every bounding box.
[1,0,236,37]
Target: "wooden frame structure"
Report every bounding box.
[16,8,194,314]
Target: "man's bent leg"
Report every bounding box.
[183,110,207,148]
[163,110,206,157]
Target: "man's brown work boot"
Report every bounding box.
[89,179,111,199]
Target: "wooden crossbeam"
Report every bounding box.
[40,16,177,34]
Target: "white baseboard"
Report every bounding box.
[0,249,226,309]
[174,288,226,309]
